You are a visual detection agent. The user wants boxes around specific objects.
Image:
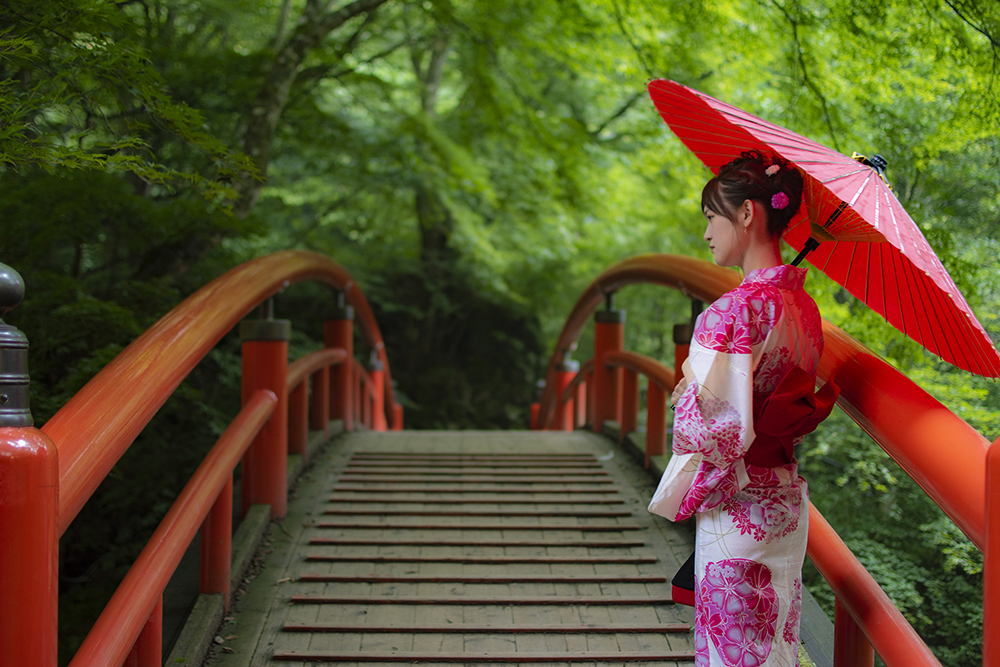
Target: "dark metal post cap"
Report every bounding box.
[0,262,32,426]
[329,305,355,321]
[594,309,625,324]
[673,323,694,345]
[240,319,291,342]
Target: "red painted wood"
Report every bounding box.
[241,339,288,520]
[0,427,58,667]
[123,596,161,667]
[199,476,232,609]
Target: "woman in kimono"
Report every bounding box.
[663,150,837,667]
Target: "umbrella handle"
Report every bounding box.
[791,237,821,267]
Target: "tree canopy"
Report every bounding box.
[2,0,1000,664]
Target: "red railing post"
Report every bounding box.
[834,597,875,667]
[309,366,330,439]
[554,355,579,432]
[620,368,639,440]
[324,297,354,432]
[585,366,594,427]
[200,476,232,610]
[370,354,386,431]
[288,379,308,457]
[0,265,58,667]
[592,295,625,433]
[646,383,667,467]
[124,596,162,667]
[392,403,404,430]
[985,437,1000,665]
[240,308,290,520]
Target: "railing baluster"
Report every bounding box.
[621,368,639,440]
[646,383,667,467]
[123,596,162,667]
[310,366,330,438]
[834,597,874,667]
[370,357,386,431]
[985,437,1000,665]
[0,264,58,667]
[200,476,233,609]
[288,379,308,456]
[554,357,579,432]
[325,297,355,432]
[592,296,625,433]
[240,314,290,520]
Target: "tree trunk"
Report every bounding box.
[234,0,391,217]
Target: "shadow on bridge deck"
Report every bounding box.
[199,430,697,666]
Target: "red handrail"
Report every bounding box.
[41,250,399,535]
[537,254,739,429]
[603,350,676,391]
[67,389,277,667]
[287,348,348,389]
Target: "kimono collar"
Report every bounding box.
[743,264,808,291]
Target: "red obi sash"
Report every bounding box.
[744,366,840,468]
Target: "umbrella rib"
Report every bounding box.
[904,257,948,366]
[925,269,978,373]
[888,245,908,337]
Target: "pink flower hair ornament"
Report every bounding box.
[771,191,789,210]
[765,164,780,176]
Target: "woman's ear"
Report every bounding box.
[740,199,754,229]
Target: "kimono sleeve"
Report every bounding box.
[672,292,756,471]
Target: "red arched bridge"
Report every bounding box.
[0,250,996,667]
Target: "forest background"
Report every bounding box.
[2,0,999,664]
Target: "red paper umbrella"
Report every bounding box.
[648,78,1000,378]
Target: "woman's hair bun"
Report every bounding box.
[701,149,804,237]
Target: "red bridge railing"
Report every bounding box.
[533,253,996,667]
[0,250,401,667]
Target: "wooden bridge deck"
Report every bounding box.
[205,430,696,666]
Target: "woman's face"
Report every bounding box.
[703,206,744,267]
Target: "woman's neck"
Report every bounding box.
[739,235,783,275]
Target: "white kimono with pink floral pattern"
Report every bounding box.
[672,264,823,667]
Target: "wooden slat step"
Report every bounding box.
[290,595,675,605]
[322,509,631,517]
[326,497,626,504]
[305,555,659,564]
[330,486,619,494]
[308,538,645,547]
[283,622,690,633]
[344,462,605,469]
[313,522,639,531]
[336,476,615,484]
[295,574,666,583]
[350,452,597,459]
[342,470,609,477]
[272,650,695,662]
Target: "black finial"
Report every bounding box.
[0,263,24,324]
[0,262,32,427]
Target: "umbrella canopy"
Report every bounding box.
[648,78,1000,378]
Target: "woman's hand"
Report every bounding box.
[671,358,693,407]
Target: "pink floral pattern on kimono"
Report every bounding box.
[696,559,779,667]
[660,264,823,666]
[783,578,803,645]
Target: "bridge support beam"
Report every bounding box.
[240,311,290,520]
